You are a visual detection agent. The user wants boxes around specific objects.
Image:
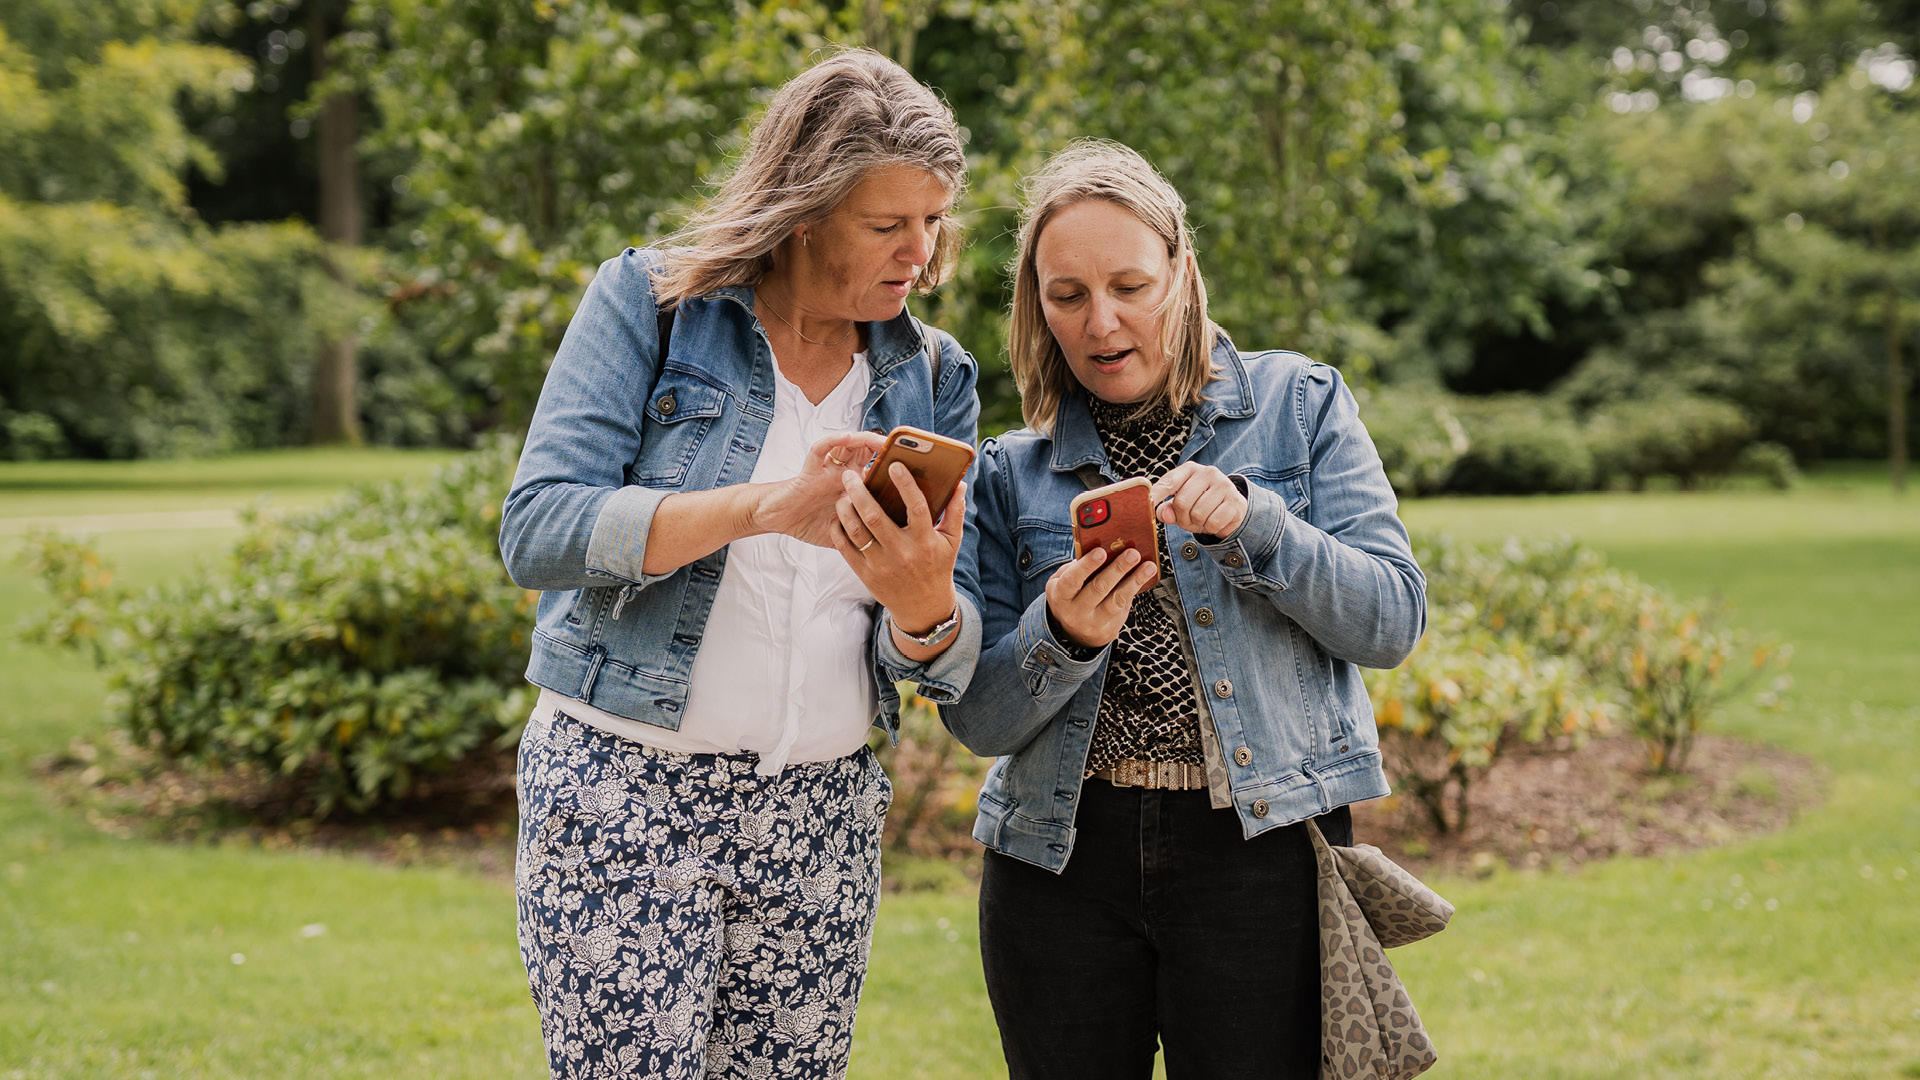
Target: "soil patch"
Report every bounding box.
[41,731,1822,885]
[38,731,519,878]
[1353,734,1824,877]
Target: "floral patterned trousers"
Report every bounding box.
[515,709,892,1079]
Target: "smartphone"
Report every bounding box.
[1069,477,1161,587]
[863,425,976,527]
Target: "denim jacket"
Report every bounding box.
[944,340,1425,872]
[499,248,983,742]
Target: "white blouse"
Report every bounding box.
[538,352,878,775]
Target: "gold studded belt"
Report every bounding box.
[1091,758,1209,790]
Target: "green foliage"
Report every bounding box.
[1591,593,1791,775]
[1445,395,1597,494]
[1370,536,1791,831]
[20,439,534,815]
[1370,537,1622,832]
[1586,394,1754,489]
[0,3,361,460]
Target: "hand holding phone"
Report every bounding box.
[1046,477,1162,649]
[862,425,976,527]
[1070,478,1162,589]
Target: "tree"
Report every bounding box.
[307,0,364,445]
[0,0,355,459]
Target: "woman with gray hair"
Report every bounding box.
[499,49,980,1079]
[945,140,1426,1077]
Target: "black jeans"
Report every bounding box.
[979,780,1352,1080]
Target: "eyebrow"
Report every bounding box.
[1043,267,1156,287]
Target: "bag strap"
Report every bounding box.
[914,316,942,394]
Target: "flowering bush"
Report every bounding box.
[1369,536,1788,832]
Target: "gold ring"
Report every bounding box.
[827,451,848,467]
[858,538,876,552]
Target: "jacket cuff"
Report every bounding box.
[1201,474,1288,590]
[875,595,983,704]
[584,485,676,586]
[1016,593,1107,689]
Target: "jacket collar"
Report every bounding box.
[700,283,930,378]
[1047,333,1254,475]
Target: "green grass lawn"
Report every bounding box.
[2,453,1915,1078]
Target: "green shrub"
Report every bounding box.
[1368,535,1790,831]
[1360,385,1473,497]
[22,439,534,815]
[1369,536,1620,832]
[1734,441,1800,490]
[1445,397,1597,494]
[1585,592,1789,774]
[1585,395,1755,489]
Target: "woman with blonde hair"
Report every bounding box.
[499,49,980,1079]
[944,140,1426,1077]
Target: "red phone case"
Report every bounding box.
[1070,478,1161,585]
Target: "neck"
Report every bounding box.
[756,273,856,348]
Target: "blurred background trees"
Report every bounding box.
[3,0,1915,488]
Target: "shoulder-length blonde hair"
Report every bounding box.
[1009,140,1218,434]
[651,48,967,306]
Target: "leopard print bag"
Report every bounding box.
[1312,820,1453,1080]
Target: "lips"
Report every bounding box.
[881,280,912,298]
[1088,348,1133,373]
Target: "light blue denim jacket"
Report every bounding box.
[499,248,983,741]
[944,339,1425,872]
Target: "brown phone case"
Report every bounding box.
[1070,477,1161,587]
[863,425,976,527]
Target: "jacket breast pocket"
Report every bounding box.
[628,372,729,488]
[1011,521,1074,595]
[1243,463,1312,519]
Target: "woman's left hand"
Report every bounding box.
[830,462,966,641]
[1149,462,1247,539]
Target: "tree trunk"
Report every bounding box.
[309,1,363,446]
[1891,292,1908,494]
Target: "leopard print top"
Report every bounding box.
[1081,395,1204,775]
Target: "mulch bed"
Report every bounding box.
[1352,734,1825,877]
[41,731,1822,884]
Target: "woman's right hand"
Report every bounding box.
[1044,546,1159,649]
[754,431,887,547]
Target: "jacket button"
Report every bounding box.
[1339,744,1349,753]
[1035,648,1054,665]
[1225,552,1244,568]
[1213,678,1233,699]
[1019,549,1032,570]
[1180,541,1199,560]
[1194,607,1215,627]
[1233,746,1252,767]
[1251,799,1269,818]
[657,392,677,416]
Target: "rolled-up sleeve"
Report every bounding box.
[499,251,676,592]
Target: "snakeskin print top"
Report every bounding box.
[1080,395,1204,775]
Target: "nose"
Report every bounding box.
[900,220,936,270]
[1085,293,1120,337]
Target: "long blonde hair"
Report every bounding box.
[1009,140,1218,434]
[651,48,967,305]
